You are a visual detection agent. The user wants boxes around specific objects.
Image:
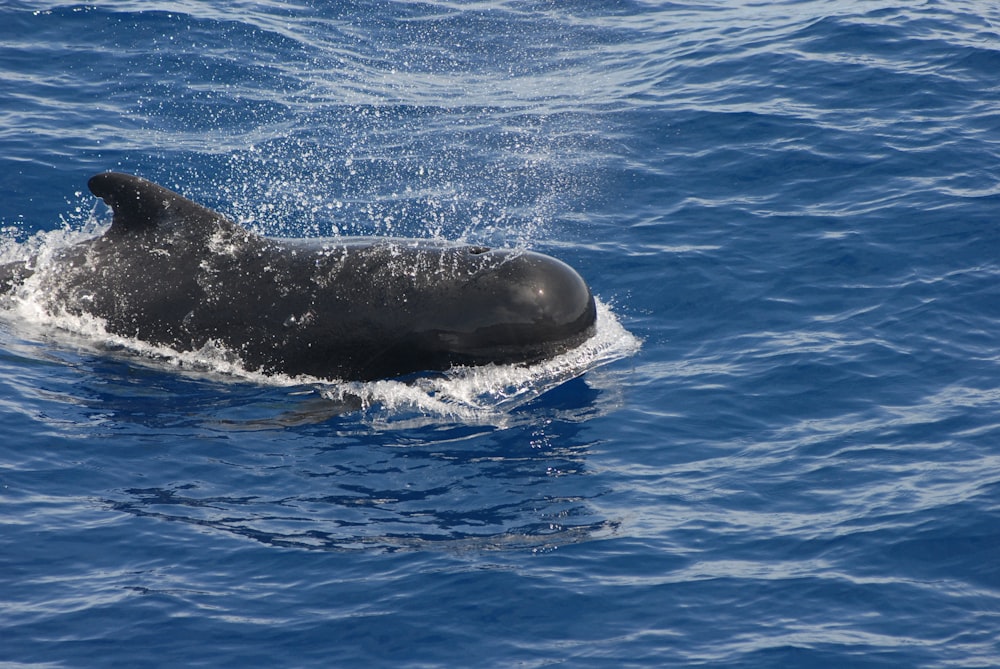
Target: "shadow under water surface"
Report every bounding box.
[0,314,631,555]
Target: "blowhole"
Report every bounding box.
[467,246,490,255]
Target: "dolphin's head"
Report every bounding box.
[428,247,597,365]
[264,238,599,379]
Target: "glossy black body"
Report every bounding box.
[0,173,597,380]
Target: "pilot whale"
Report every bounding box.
[0,173,597,381]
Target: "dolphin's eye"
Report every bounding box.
[467,246,490,255]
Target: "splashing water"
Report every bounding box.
[318,299,640,426]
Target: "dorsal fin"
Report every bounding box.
[88,172,227,236]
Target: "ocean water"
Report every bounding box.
[2,1,999,667]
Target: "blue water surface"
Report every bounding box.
[2,1,1000,667]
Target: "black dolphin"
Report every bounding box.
[0,173,597,380]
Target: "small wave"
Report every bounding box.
[317,299,640,425]
[1,286,637,425]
